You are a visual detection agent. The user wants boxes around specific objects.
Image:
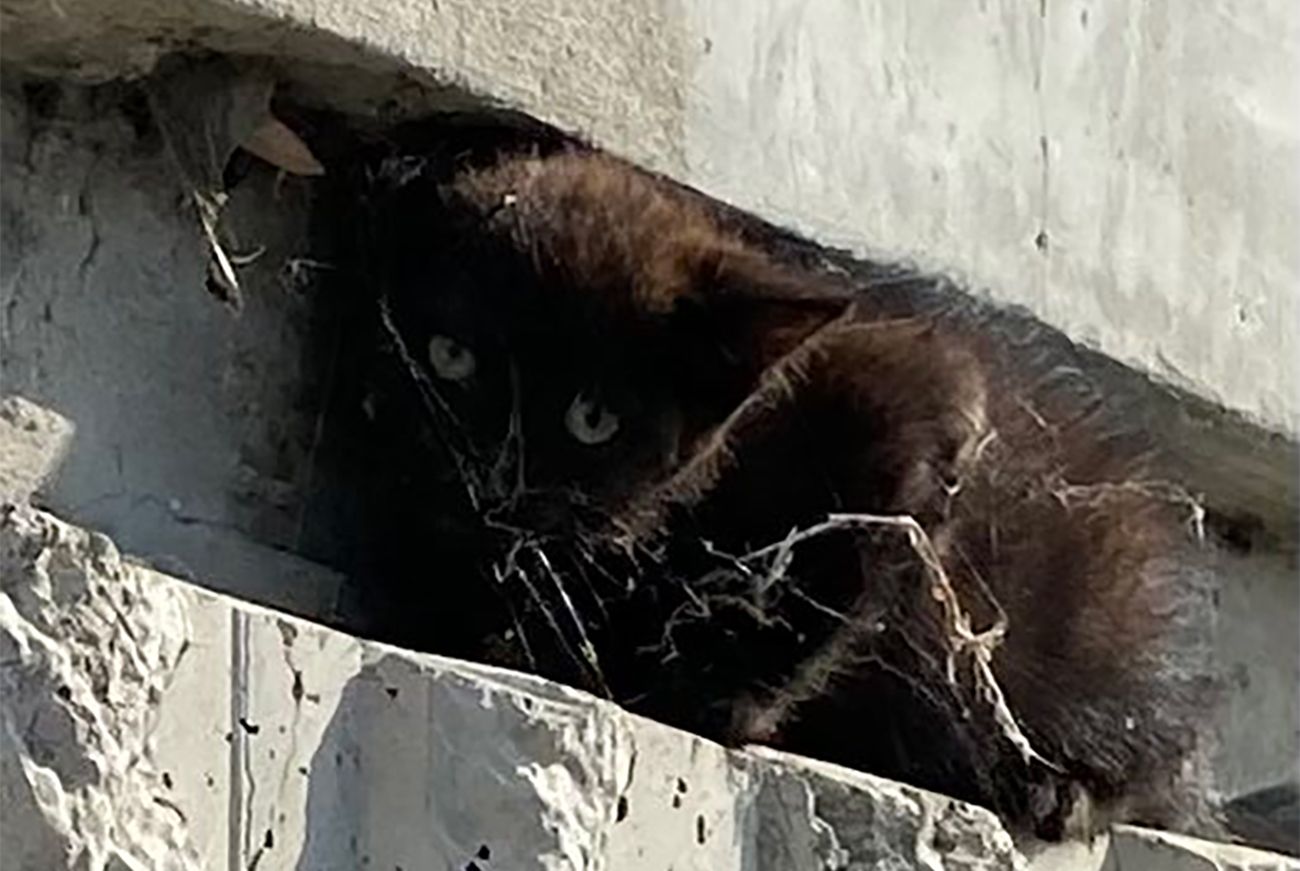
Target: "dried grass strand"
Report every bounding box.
[740,511,1057,769]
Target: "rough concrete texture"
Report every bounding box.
[1025,826,1300,871]
[1,0,1295,436]
[0,0,687,166]
[5,504,1297,871]
[0,395,73,503]
[682,0,1300,438]
[0,79,342,619]
[1211,550,1300,798]
[1,506,203,868]
[1102,826,1299,871]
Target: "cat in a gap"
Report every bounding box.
[355,140,1219,842]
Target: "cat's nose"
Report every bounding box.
[487,491,576,536]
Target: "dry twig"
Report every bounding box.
[1052,479,1207,543]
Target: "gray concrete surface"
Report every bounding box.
[1212,549,1300,798]
[1102,826,1299,871]
[5,504,1297,870]
[683,0,1300,439]
[2,0,1296,438]
[0,395,72,503]
[0,77,342,619]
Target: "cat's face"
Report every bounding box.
[388,265,693,529]
[373,150,849,537]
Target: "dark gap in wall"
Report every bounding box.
[5,60,1289,640]
[183,90,1291,647]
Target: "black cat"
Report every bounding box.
[346,138,1219,842]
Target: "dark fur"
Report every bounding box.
[355,143,1219,841]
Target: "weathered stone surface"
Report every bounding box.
[0,83,343,619]
[0,395,73,504]
[6,509,1297,870]
[0,0,688,171]
[741,749,1025,871]
[1211,551,1300,800]
[0,505,203,869]
[1104,825,1300,871]
[1024,828,1300,871]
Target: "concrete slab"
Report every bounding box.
[682,0,1300,437]
[6,506,1297,869]
[4,0,1293,437]
[0,2,1295,865]
[1105,825,1299,871]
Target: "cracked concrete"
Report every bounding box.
[0,505,204,869]
[0,504,1028,870]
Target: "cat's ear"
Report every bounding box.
[681,246,853,375]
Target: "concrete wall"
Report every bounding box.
[0,74,343,617]
[682,0,1300,437]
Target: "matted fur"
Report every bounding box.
[353,141,1220,841]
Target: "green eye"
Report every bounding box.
[427,335,476,382]
[565,393,620,445]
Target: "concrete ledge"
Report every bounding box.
[1105,825,1299,871]
[5,504,1296,870]
[0,0,687,168]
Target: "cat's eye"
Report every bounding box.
[426,335,476,382]
[565,393,620,445]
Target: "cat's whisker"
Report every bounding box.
[490,557,539,672]
[499,543,594,688]
[376,294,488,510]
[532,545,611,697]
